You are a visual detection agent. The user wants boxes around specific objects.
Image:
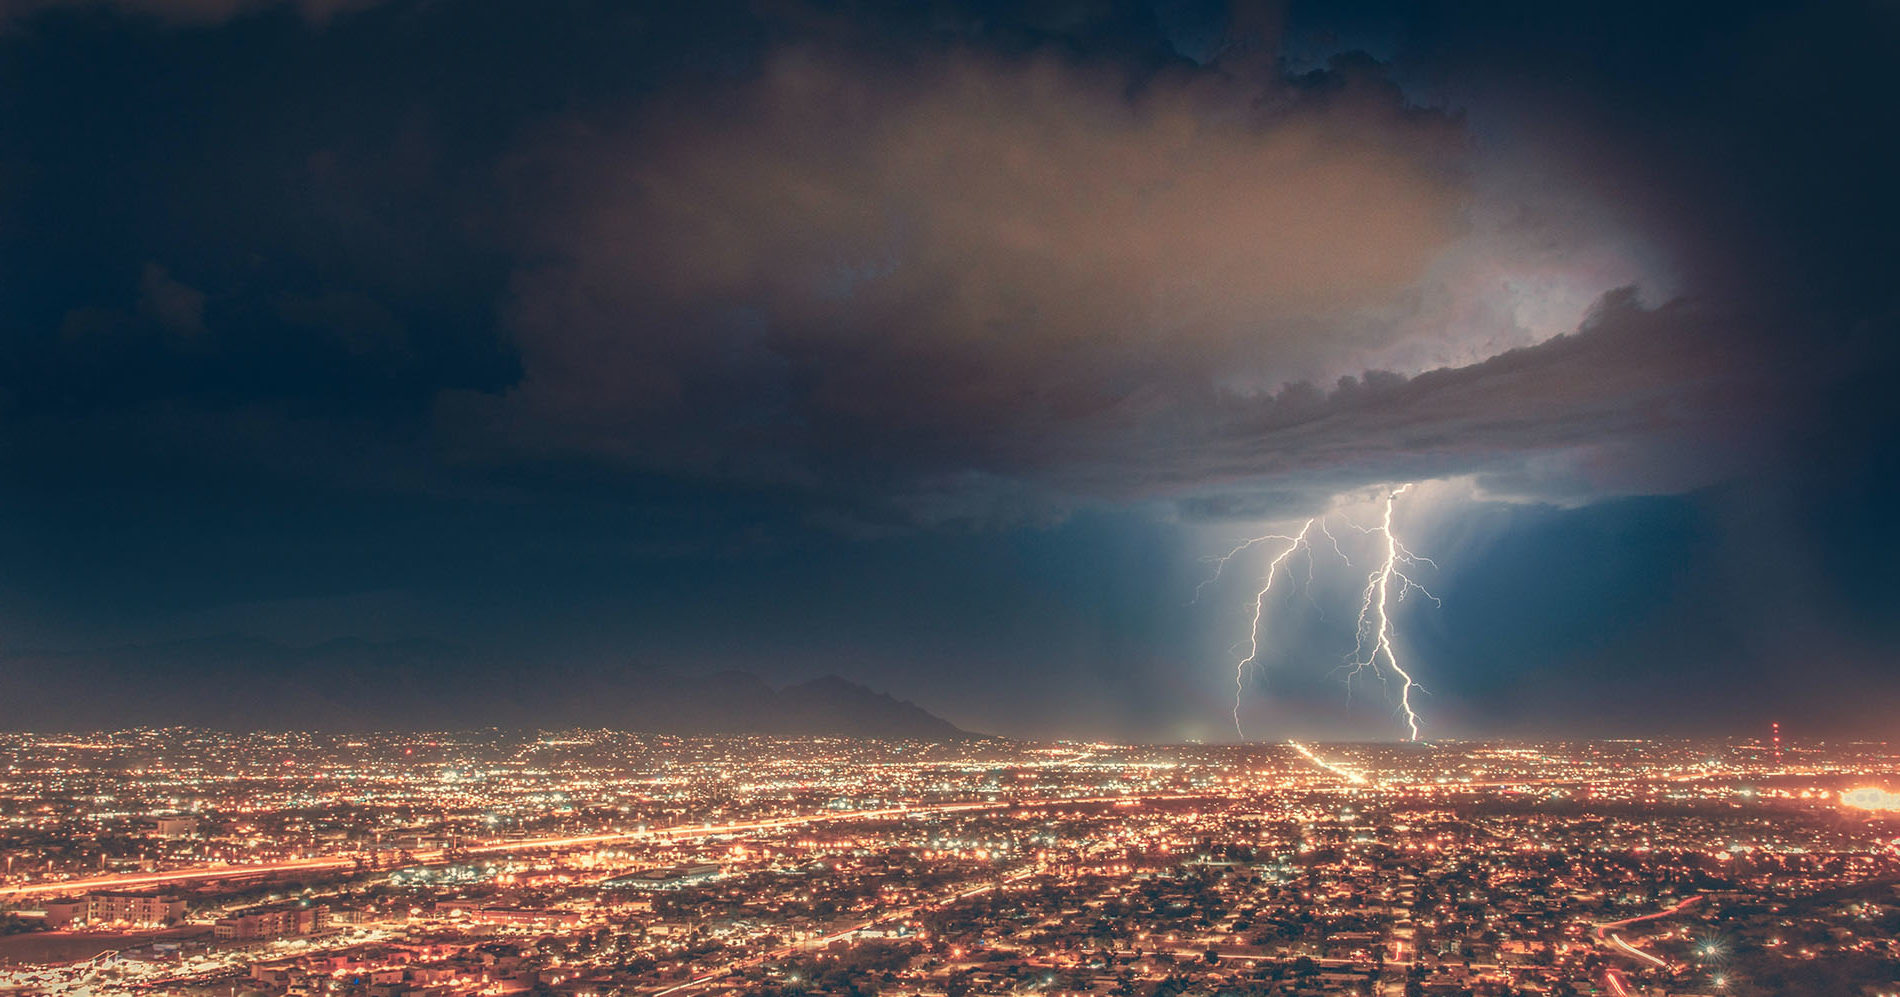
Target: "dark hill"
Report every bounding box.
[0,638,971,738]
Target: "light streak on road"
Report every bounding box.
[1594,894,1703,972]
[1287,741,1370,785]
[1596,894,1704,935]
[1607,932,1669,968]
[0,794,1201,899]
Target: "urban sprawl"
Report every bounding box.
[0,732,1896,997]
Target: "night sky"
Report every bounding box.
[2,0,1896,740]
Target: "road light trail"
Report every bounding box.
[0,793,1205,899]
[1593,894,1703,974]
[1287,740,1371,785]
[1607,933,1669,968]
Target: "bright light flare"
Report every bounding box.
[1288,740,1370,785]
[1607,933,1668,968]
[1842,787,1900,812]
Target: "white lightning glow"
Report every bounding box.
[1345,483,1439,741]
[1216,518,1345,740]
[1228,520,1311,738]
[1193,521,1338,605]
[1199,483,1439,742]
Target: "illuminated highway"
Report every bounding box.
[1592,892,1703,989]
[0,793,1196,900]
[1286,740,1371,785]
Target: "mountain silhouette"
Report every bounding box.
[0,637,972,738]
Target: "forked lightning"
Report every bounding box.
[1344,483,1439,741]
[1205,483,1438,741]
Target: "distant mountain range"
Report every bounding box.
[0,636,972,738]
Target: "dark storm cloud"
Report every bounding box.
[476,48,1465,457]
[0,0,1765,529]
[0,0,1894,736]
[443,40,1743,528]
[0,0,370,23]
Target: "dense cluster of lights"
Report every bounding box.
[0,733,1893,996]
[1842,786,1900,812]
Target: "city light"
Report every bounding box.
[1843,786,1900,812]
[0,733,1891,996]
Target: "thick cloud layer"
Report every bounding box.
[0,1,1719,529]
[0,0,1891,736]
[436,43,1714,527]
[0,0,366,24]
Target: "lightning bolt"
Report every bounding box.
[1194,529,1302,605]
[1344,483,1439,741]
[1198,484,1439,743]
[1215,518,1347,740]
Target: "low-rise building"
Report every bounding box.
[215,904,328,940]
